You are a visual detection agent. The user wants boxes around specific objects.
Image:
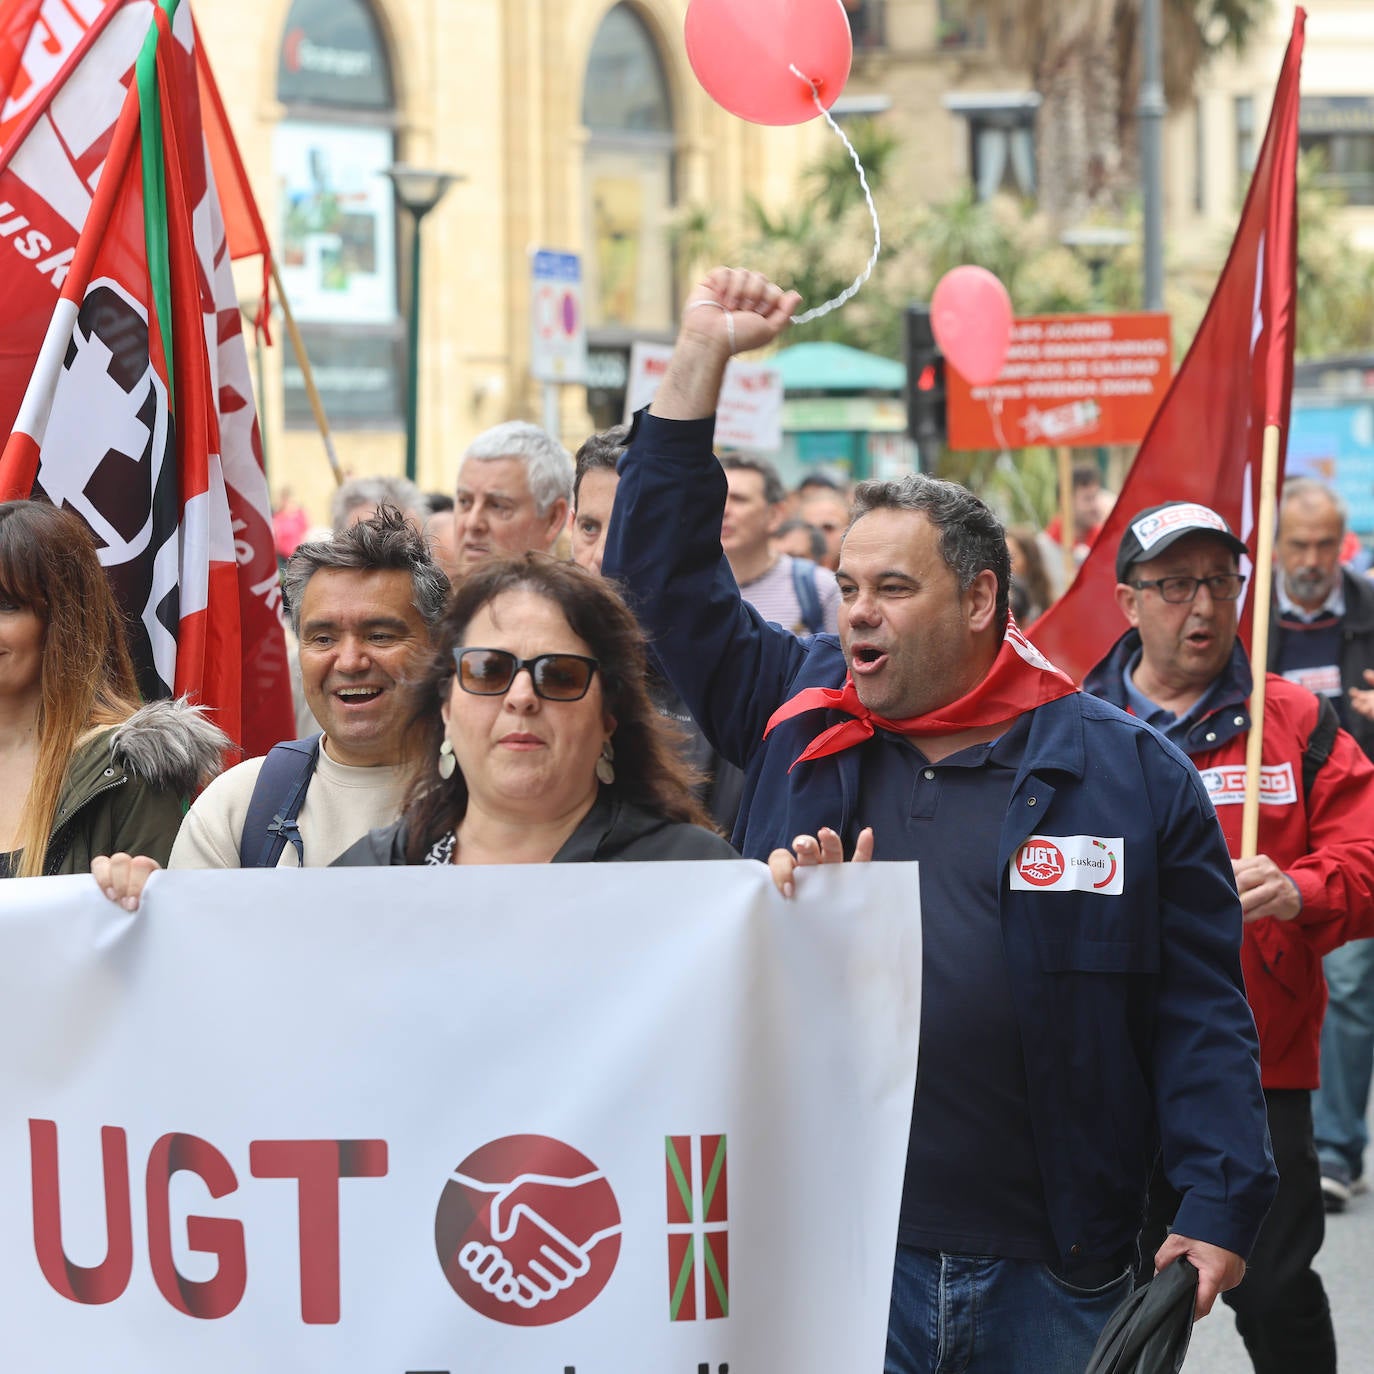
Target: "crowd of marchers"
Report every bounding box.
[7,265,1374,1374]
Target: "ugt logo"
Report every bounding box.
[1015,839,1065,887]
[434,1135,621,1326]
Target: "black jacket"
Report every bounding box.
[649,673,744,836]
[332,792,739,866]
[1269,565,1374,761]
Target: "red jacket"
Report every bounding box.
[1087,639,1374,1088]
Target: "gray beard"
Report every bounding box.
[1286,567,1335,606]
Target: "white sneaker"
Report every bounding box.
[1322,1174,1351,1213]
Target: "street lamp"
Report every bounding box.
[385,164,462,483]
[1060,225,1134,304]
[1138,0,1166,311]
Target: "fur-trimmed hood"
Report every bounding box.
[41,698,229,876]
[106,697,232,793]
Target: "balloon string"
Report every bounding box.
[786,66,882,325]
[988,395,1010,453]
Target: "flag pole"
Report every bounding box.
[1241,422,1283,858]
[267,251,344,488]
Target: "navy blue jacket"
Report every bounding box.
[604,410,1276,1265]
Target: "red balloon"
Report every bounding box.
[685,0,854,127]
[930,266,1014,386]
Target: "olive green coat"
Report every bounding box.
[39,700,230,876]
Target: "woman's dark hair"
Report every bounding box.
[400,554,711,860]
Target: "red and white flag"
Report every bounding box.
[1029,8,1304,682]
[0,0,291,755]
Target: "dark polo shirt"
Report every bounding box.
[869,713,1058,1261]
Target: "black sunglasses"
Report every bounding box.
[453,648,600,701]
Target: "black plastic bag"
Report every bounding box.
[1083,1257,1199,1374]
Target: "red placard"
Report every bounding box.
[946,312,1173,450]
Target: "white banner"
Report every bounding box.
[625,342,784,453]
[0,862,921,1372]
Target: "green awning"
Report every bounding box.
[772,341,906,394]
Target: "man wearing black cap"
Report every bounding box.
[1085,500,1374,1374]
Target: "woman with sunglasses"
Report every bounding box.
[333,555,737,867]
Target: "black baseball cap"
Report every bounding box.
[1115,501,1249,582]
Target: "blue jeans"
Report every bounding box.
[885,1245,1133,1374]
[1312,937,1374,1183]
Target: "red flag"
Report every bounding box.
[0,0,44,106]
[0,0,115,134]
[193,17,271,338]
[0,0,292,756]
[0,0,133,445]
[1029,8,1304,682]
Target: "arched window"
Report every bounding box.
[583,5,672,135]
[581,5,676,340]
[275,0,402,428]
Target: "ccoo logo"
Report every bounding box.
[434,1135,621,1326]
[1015,840,1065,887]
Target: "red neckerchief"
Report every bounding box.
[763,619,1078,771]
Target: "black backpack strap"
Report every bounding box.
[240,734,322,868]
[790,557,824,634]
[1302,696,1341,802]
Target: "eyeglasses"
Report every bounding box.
[453,648,600,701]
[1128,573,1247,604]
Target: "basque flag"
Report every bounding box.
[666,1133,729,1322]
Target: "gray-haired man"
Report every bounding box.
[453,420,574,575]
[331,474,430,532]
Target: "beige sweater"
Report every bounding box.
[168,740,404,869]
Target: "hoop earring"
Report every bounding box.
[438,738,457,780]
[595,738,615,786]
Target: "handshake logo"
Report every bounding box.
[435,1135,623,1326]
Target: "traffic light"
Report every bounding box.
[904,304,946,458]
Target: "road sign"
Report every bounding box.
[946,312,1172,450]
[530,249,586,384]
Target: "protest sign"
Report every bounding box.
[946,313,1173,452]
[1,862,921,1373]
[626,341,784,452]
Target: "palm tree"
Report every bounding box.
[966,0,1269,221]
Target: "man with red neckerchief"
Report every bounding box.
[602,267,1276,1374]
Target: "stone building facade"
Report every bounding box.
[198,0,817,516]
